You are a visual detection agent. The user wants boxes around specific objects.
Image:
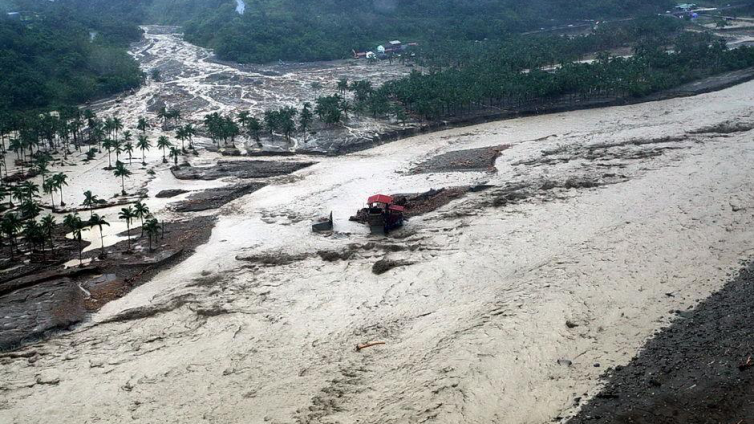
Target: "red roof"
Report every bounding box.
[368,194,393,204]
[388,205,405,212]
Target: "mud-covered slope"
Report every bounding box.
[567,262,754,424]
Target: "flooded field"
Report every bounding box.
[94,26,413,154]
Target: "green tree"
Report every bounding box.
[118,206,136,252]
[88,213,110,258]
[51,173,68,207]
[134,201,150,236]
[156,136,171,163]
[82,190,100,217]
[124,141,134,165]
[63,213,86,267]
[1,213,21,258]
[40,214,56,254]
[137,135,151,166]
[137,117,149,134]
[169,146,181,166]
[113,161,132,195]
[299,103,314,135]
[143,218,160,251]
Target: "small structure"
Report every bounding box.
[350,194,405,235]
[353,41,419,59]
[675,3,697,12]
[312,212,333,233]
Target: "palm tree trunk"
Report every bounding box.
[100,229,105,258]
[126,224,131,252]
[78,236,83,267]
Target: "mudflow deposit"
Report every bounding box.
[2,26,754,424]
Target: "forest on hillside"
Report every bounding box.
[0,0,146,112]
[181,0,678,63]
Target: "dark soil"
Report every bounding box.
[411,145,509,174]
[155,189,189,198]
[372,258,414,275]
[688,121,754,135]
[393,187,480,217]
[171,160,314,181]
[566,261,754,424]
[173,182,266,212]
[0,215,216,351]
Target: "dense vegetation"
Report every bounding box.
[381,33,754,120]
[182,0,676,63]
[247,21,754,126]
[0,1,144,112]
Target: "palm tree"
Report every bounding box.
[137,117,149,134]
[23,220,43,256]
[156,136,171,163]
[176,127,187,152]
[82,190,100,217]
[143,218,160,251]
[35,157,50,190]
[43,179,56,211]
[10,185,25,208]
[238,111,251,130]
[51,173,68,206]
[102,139,115,169]
[113,161,132,195]
[337,77,349,96]
[137,135,151,166]
[247,117,262,142]
[124,141,134,165]
[169,146,180,166]
[63,213,86,267]
[19,199,41,220]
[157,107,170,129]
[134,201,150,235]
[103,118,115,140]
[20,181,40,203]
[183,124,196,150]
[113,139,123,162]
[88,213,110,258]
[118,206,136,252]
[113,117,123,141]
[169,109,181,126]
[1,213,21,258]
[40,214,56,254]
[0,185,8,209]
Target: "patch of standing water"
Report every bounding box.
[64,258,93,269]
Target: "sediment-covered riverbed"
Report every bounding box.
[2,69,754,423]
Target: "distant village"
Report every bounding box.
[352,40,419,60]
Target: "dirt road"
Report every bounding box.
[1,77,753,423]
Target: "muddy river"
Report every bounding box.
[2,27,754,424]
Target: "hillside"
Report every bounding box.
[181,0,677,63]
[0,1,144,113]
